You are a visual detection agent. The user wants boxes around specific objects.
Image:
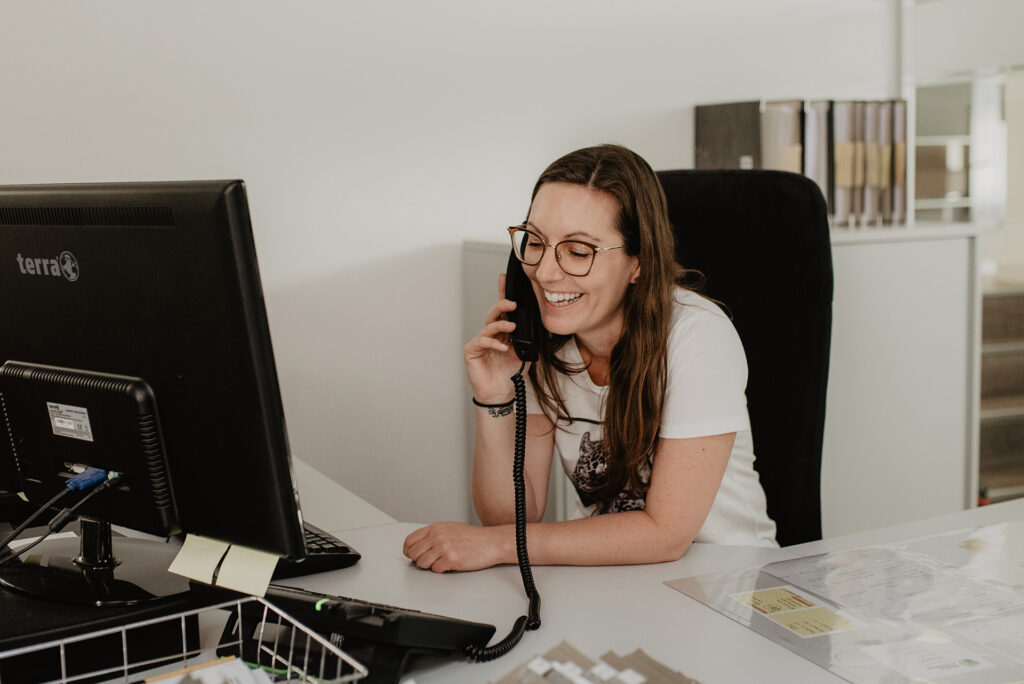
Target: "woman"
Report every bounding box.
[403,144,777,573]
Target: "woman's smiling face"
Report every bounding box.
[523,182,640,349]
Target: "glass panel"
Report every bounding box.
[915,83,971,137]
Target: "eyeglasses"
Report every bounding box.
[508,225,624,277]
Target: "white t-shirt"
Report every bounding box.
[525,287,778,547]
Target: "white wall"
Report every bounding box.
[0,0,899,525]
[910,0,1024,81]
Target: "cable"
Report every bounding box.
[0,473,120,565]
[66,466,109,490]
[0,467,110,557]
[0,487,75,558]
[466,360,542,662]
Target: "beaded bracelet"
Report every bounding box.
[472,397,515,418]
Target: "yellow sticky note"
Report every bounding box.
[168,534,230,584]
[769,606,860,637]
[732,587,816,615]
[215,544,280,597]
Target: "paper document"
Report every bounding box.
[768,606,860,638]
[666,521,1024,683]
[731,585,815,614]
[861,635,999,681]
[145,655,272,683]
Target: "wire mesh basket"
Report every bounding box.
[0,595,368,683]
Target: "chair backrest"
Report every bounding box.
[656,169,833,546]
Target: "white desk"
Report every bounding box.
[292,458,396,533]
[2,461,1015,682]
[294,465,1024,683]
[286,523,836,683]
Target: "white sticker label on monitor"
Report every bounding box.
[47,402,94,442]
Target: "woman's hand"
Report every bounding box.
[402,522,509,573]
[464,273,529,404]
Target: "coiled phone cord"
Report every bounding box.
[466,360,542,662]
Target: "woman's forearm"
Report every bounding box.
[471,408,546,525]
[472,408,519,524]
[494,511,694,567]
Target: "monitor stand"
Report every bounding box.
[0,518,190,607]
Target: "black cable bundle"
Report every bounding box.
[466,362,541,662]
[0,476,120,565]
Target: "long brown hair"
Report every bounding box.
[526,144,690,510]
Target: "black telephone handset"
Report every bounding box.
[503,250,540,363]
[466,251,542,663]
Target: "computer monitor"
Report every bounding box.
[0,180,306,606]
[0,422,23,499]
[0,428,27,527]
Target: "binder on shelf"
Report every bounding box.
[852,101,866,226]
[761,99,803,174]
[863,100,881,226]
[892,99,907,225]
[694,101,762,169]
[693,95,909,228]
[832,101,856,227]
[803,100,833,214]
[879,100,894,224]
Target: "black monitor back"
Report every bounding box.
[0,180,304,558]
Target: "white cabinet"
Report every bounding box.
[822,226,979,537]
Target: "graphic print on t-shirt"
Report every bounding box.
[570,429,650,513]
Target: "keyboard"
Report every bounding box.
[271,522,362,580]
[258,584,497,683]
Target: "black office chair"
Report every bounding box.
[656,169,833,546]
